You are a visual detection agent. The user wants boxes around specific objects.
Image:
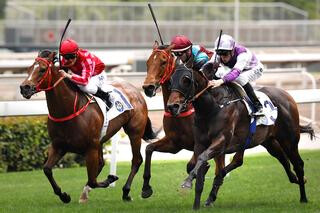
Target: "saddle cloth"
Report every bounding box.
[243,90,278,126]
[95,84,133,140]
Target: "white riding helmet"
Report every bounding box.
[214,34,235,51]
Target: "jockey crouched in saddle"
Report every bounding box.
[170,35,213,71]
[203,34,264,116]
[59,38,113,109]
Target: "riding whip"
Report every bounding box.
[58,18,72,68]
[213,29,223,64]
[148,3,164,45]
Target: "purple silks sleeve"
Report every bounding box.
[222,68,241,82]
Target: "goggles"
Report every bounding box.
[216,50,231,56]
[173,51,186,57]
[63,53,76,60]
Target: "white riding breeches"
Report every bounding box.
[216,62,264,86]
[78,72,107,94]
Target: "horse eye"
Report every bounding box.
[181,76,191,87]
[160,60,167,67]
[39,68,46,74]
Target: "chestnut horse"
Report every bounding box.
[167,65,314,210]
[20,50,157,203]
[141,42,225,198]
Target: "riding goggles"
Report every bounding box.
[216,50,231,56]
[63,53,77,60]
[173,51,186,57]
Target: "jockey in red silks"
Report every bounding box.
[59,38,112,109]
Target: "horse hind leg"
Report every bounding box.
[279,140,308,202]
[262,139,298,184]
[43,146,70,203]
[122,128,143,201]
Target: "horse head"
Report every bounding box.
[142,41,175,97]
[167,65,208,116]
[20,50,61,99]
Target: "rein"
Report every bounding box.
[35,57,93,122]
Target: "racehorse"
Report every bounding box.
[20,50,157,203]
[141,41,225,198]
[167,64,314,210]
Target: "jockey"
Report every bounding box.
[170,35,213,71]
[204,34,264,116]
[59,38,112,109]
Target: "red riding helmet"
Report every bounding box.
[171,35,192,52]
[60,38,79,55]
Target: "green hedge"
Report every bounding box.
[0,117,84,173]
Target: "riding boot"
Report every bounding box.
[243,83,263,116]
[95,88,113,110]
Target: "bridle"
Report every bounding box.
[34,57,65,92]
[152,48,176,85]
[32,56,93,122]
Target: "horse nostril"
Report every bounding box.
[167,103,180,115]
[20,85,31,92]
[143,84,156,97]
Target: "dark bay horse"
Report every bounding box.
[141,42,225,198]
[20,50,157,203]
[167,65,314,210]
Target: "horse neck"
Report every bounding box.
[161,81,171,110]
[45,71,79,117]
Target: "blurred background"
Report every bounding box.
[0,0,320,170]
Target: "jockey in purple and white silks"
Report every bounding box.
[203,34,264,116]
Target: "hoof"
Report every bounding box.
[300,198,308,203]
[141,186,153,199]
[107,174,119,184]
[122,195,132,202]
[193,204,200,211]
[181,179,192,189]
[204,197,215,207]
[79,198,88,204]
[60,192,71,203]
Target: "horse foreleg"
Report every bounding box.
[181,136,225,189]
[142,137,180,199]
[205,151,244,207]
[193,163,209,210]
[43,146,70,203]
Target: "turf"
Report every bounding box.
[0,150,319,213]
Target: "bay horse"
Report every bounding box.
[141,41,225,198]
[20,50,157,203]
[167,64,314,210]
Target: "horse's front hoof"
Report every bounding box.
[107,174,119,184]
[193,203,200,211]
[141,186,153,199]
[60,192,71,203]
[122,195,133,202]
[204,196,215,207]
[300,197,308,203]
[79,197,88,204]
[181,179,192,189]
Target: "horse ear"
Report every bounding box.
[48,51,57,61]
[168,44,175,51]
[153,40,159,50]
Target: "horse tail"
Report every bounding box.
[142,117,161,142]
[300,123,315,140]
